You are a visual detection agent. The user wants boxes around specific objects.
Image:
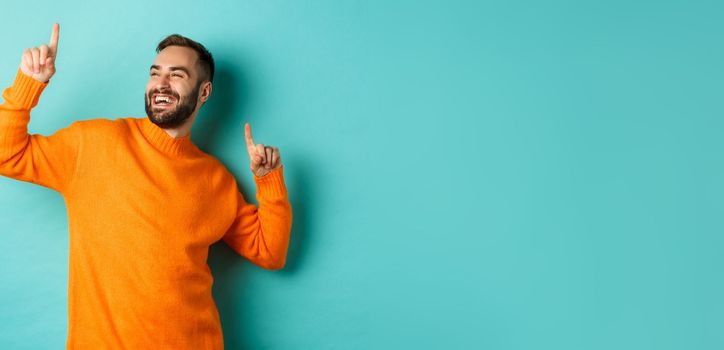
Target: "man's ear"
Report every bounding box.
[199,81,212,104]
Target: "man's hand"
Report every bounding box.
[244,122,282,177]
[20,23,59,83]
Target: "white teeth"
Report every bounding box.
[154,95,172,104]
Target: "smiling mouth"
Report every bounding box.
[153,103,174,110]
[151,94,177,109]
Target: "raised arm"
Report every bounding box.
[0,23,82,194]
[222,124,292,270]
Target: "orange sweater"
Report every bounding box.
[0,69,293,349]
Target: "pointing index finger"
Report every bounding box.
[49,23,59,54]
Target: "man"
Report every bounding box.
[0,23,293,349]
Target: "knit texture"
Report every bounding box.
[0,69,293,349]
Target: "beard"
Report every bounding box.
[144,83,201,129]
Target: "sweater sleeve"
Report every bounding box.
[0,69,82,194]
[222,166,293,270]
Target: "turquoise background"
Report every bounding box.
[1,0,723,349]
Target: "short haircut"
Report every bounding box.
[156,34,215,84]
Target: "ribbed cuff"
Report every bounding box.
[3,69,47,110]
[254,166,288,198]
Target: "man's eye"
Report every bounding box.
[150,72,158,76]
[172,73,183,78]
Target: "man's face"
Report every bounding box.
[145,46,202,128]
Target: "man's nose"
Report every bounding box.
[154,77,172,92]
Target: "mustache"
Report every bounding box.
[147,89,179,100]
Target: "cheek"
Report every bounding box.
[175,86,191,99]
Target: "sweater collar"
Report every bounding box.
[138,117,198,157]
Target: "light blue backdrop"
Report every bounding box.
[0,1,722,349]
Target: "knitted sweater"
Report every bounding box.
[0,69,293,349]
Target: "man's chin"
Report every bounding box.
[149,109,175,120]
[148,114,173,125]
[147,111,192,129]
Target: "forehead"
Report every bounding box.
[152,46,199,70]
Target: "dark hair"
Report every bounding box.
[156,34,215,84]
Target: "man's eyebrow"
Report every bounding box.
[149,65,191,75]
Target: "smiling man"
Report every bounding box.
[0,24,293,349]
[145,38,210,134]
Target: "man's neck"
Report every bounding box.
[161,113,196,138]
